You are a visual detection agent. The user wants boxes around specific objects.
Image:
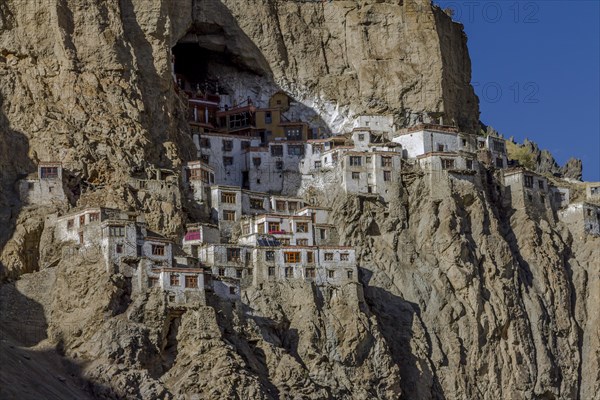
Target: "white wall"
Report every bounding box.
[19,178,66,206]
[586,183,600,201]
[351,129,372,151]
[559,203,600,236]
[251,246,357,287]
[159,269,206,304]
[340,152,401,202]
[354,115,394,132]
[210,186,243,235]
[392,130,466,158]
[245,142,304,193]
[195,133,260,187]
[140,239,173,267]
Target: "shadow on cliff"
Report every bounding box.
[0,92,34,280]
[207,296,283,399]
[360,268,446,400]
[496,188,534,289]
[0,281,117,399]
[118,0,185,169]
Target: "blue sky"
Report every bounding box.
[434,0,600,181]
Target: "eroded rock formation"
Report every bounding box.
[0,1,597,399]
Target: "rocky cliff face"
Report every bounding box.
[189,0,479,132]
[1,1,597,399]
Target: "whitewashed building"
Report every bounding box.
[55,207,175,273]
[586,182,600,202]
[198,244,254,287]
[18,162,67,206]
[243,141,305,193]
[353,115,395,133]
[251,246,357,287]
[54,207,207,304]
[391,124,476,159]
[140,264,208,305]
[300,137,348,175]
[241,190,271,214]
[502,168,554,219]
[194,132,261,187]
[238,213,314,247]
[559,202,600,236]
[209,185,243,237]
[182,161,215,204]
[338,149,402,202]
[296,206,338,246]
[55,207,166,267]
[182,223,221,257]
[477,135,508,169]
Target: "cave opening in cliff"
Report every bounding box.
[172,43,230,94]
[171,30,332,136]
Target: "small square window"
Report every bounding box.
[222,140,233,152]
[266,251,275,261]
[151,245,165,256]
[223,210,236,221]
[185,275,198,288]
[349,156,362,166]
[442,159,455,170]
[221,192,237,204]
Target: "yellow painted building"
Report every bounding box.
[257,92,309,141]
[215,92,311,142]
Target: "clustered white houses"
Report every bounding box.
[17,105,599,310]
[53,207,211,305]
[184,205,358,290]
